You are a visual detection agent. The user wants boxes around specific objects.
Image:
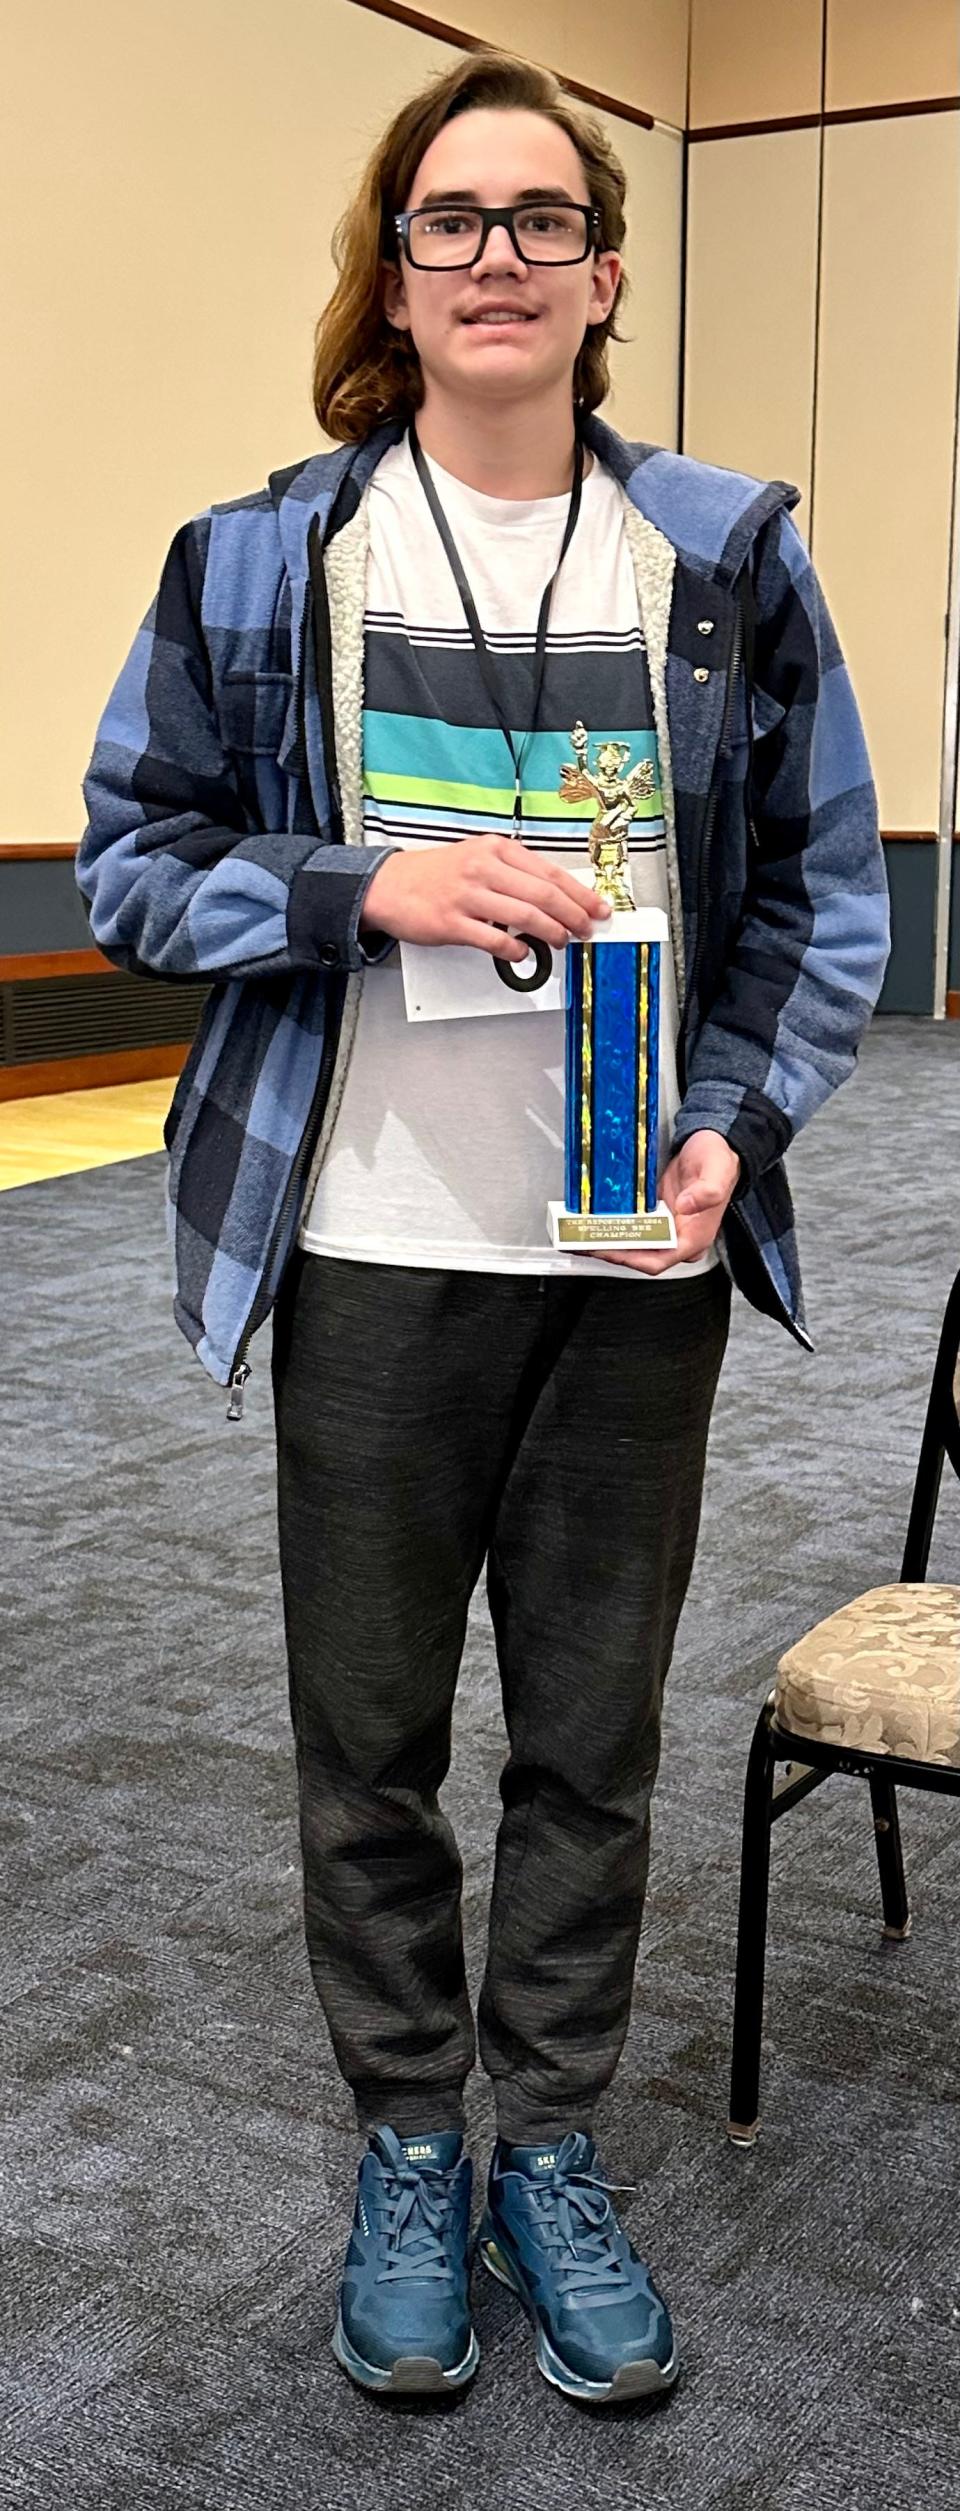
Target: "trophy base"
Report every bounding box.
[547,1200,678,1250]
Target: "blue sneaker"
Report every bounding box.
[475,2132,679,2405]
[332,2126,479,2395]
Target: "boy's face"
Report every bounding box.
[382,108,621,408]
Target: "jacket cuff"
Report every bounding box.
[287,846,399,973]
[671,1083,792,1192]
[358,926,399,967]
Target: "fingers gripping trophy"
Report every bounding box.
[547,721,678,1251]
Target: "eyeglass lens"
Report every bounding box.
[406,205,591,266]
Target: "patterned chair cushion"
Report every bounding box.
[774,1584,960,1766]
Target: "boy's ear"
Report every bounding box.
[382,262,411,332]
[586,248,622,327]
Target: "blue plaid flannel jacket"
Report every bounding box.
[77,409,889,1409]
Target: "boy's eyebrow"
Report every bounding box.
[413,186,586,208]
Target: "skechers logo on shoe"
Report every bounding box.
[535,2153,556,2169]
[404,2143,438,2161]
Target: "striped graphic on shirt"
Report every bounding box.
[363,632,666,853]
[366,608,647,654]
[361,714,665,852]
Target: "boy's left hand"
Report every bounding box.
[587,1129,741,1275]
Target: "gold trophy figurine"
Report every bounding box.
[558,720,656,911]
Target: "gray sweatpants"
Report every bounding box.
[271,1251,730,2143]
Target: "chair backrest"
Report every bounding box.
[900,1264,960,1579]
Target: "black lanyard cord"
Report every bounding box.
[408,420,584,827]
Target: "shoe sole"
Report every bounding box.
[332,2303,480,2396]
[476,2225,679,2406]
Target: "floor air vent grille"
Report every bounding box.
[2,972,206,1066]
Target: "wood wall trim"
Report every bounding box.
[880,829,960,843]
[691,111,822,142]
[947,992,960,1019]
[344,0,656,128]
[826,97,960,131]
[0,948,116,983]
[0,1043,189,1104]
[691,97,960,144]
[0,840,79,861]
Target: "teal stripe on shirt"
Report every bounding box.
[362,711,662,805]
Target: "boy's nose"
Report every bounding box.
[471,225,529,280]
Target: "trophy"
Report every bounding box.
[546,722,677,1251]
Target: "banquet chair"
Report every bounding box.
[727,1263,960,2146]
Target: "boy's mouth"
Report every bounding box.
[460,306,539,327]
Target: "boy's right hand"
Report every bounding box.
[358,833,612,964]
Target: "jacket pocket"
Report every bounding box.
[217,671,295,758]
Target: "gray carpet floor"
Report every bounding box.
[3,1014,960,2510]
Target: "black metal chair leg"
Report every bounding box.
[869,1772,911,1938]
[728,1700,777,2146]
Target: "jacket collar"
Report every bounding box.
[580,410,801,585]
[268,418,406,589]
[268,408,800,594]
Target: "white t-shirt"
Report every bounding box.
[299,435,715,1280]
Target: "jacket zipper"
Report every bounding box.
[677,596,743,1096]
[226,532,345,1423]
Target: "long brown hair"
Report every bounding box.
[312,50,629,442]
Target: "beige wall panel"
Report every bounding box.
[689,0,822,128]
[2,0,682,841]
[683,130,819,513]
[814,115,960,829]
[603,123,684,449]
[0,0,450,843]
[826,0,960,112]
[426,0,689,128]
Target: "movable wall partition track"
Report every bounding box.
[938,270,960,1020]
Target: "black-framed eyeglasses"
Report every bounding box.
[393,200,602,270]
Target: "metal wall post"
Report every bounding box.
[935,273,960,1021]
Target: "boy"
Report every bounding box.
[77,49,888,2408]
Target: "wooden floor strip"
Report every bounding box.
[0,1078,171,1191]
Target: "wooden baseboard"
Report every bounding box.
[0,1043,189,1102]
[0,947,115,983]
